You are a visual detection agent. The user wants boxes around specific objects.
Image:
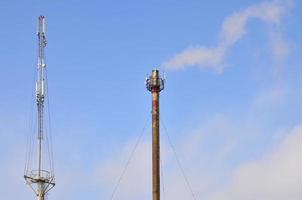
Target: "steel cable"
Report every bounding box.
[45,67,55,175]
[109,112,151,200]
[161,119,198,200]
[24,62,37,174]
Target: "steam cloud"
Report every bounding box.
[162,0,292,72]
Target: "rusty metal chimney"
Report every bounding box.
[146,69,164,200]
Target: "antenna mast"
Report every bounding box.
[24,15,55,200]
[146,69,165,200]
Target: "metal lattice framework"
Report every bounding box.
[24,15,55,200]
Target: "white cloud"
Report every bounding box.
[162,0,292,72]
[94,115,249,200]
[269,30,291,79]
[95,140,153,199]
[270,31,290,60]
[253,86,285,107]
[207,124,302,200]
[94,106,302,200]
[3,119,301,200]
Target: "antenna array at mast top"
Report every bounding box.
[37,16,46,33]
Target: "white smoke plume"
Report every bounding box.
[162,0,292,72]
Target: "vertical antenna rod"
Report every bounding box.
[146,69,165,200]
[24,15,55,200]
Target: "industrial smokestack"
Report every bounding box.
[146,69,164,200]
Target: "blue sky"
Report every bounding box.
[0,0,302,199]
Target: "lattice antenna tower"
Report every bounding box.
[24,15,55,200]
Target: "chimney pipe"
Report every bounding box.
[146,69,164,200]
